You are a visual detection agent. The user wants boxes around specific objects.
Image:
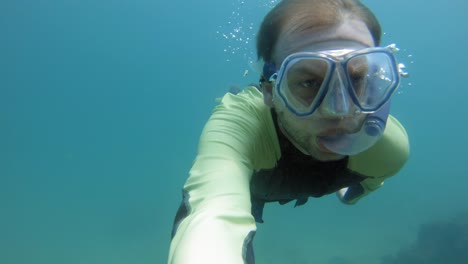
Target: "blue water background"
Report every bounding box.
[2,0,468,263]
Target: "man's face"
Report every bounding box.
[267,19,375,161]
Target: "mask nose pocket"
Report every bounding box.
[321,69,354,116]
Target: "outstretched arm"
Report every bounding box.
[169,87,277,264]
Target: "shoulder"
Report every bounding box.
[211,86,273,132]
[200,86,280,169]
[216,86,265,112]
[348,115,410,178]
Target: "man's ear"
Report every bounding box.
[260,76,274,108]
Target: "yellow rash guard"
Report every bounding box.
[168,86,409,264]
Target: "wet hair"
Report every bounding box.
[256,0,382,62]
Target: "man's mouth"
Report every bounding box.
[316,129,353,154]
[318,128,349,137]
[315,138,332,152]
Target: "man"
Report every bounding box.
[169,0,409,263]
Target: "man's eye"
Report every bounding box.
[350,73,367,95]
[300,79,322,89]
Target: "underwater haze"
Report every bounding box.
[2,0,468,263]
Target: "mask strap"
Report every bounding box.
[262,62,277,81]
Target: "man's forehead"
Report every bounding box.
[273,20,374,64]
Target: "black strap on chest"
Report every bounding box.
[250,110,367,223]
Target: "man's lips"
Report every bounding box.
[316,128,353,154]
[317,128,349,137]
[315,138,332,152]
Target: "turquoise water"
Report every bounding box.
[2,0,468,263]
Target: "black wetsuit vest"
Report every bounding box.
[250,110,368,223]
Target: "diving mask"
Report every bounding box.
[264,45,402,155]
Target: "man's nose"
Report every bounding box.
[318,70,355,117]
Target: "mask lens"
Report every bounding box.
[279,57,331,115]
[347,52,398,111]
[275,48,400,117]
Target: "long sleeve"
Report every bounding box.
[344,115,410,204]
[168,87,280,264]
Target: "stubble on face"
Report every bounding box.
[275,108,346,161]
